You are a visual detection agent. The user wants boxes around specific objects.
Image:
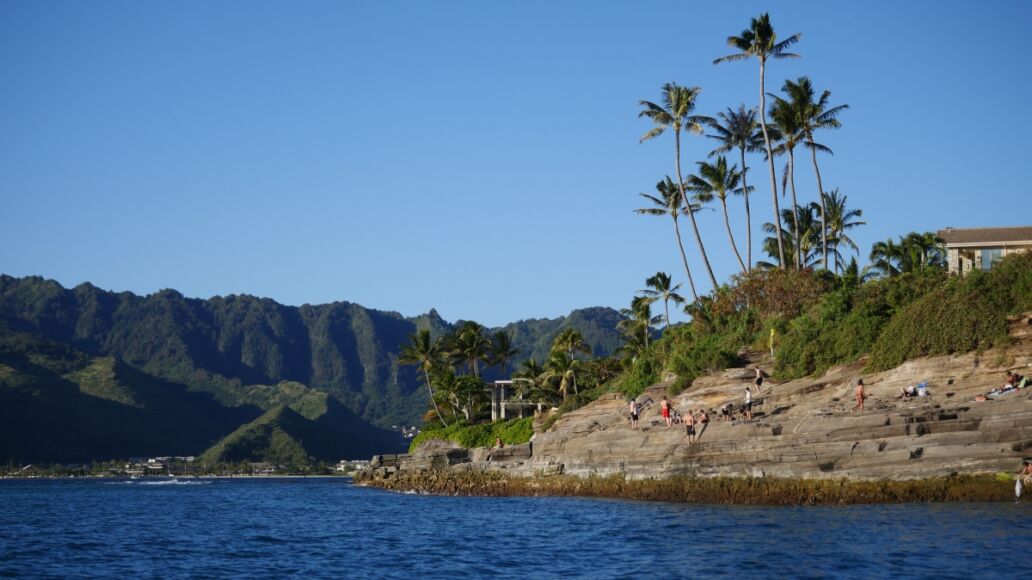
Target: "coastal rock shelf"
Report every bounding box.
[357,315,1032,502]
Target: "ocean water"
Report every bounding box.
[1,478,1030,579]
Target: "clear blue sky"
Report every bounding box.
[1,1,1029,326]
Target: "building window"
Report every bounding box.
[980,248,1003,270]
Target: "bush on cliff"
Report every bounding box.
[866,252,1032,371]
[408,417,534,453]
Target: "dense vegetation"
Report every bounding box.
[0,275,623,428]
[407,417,534,453]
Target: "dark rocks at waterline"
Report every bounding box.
[354,469,1017,505]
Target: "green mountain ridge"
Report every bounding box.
[0,274,626,463]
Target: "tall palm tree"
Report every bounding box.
[639,83,718,290]
[686,156,750,274]
[822,189,865,273]
[641,271,685,328]
[715,13,801,270]
[398,330,448,427]
[782,77,848,268]
[635,177,700,301]
[707,105,765,271]
[489,330,519,378]
[768,94,806,269]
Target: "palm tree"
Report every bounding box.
[448,321,490,378]
[398,329,448,427]
[489,331,519,378]
[768,94,805,269]
[869,232,945,277]
[782,77,848,268]
[822,189,865,273]
[618,296,661,349]
[639,83,718,290]
[715,13,801,269]
[641,271,685,328]
[707,105,765,270]
[686,156,750,273]
[635,177,700,301]
[544,350,580,401]
[552,328,592,359]
[759,206,821,269]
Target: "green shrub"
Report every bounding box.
[867,253,1032,371]
[408,417,535,452]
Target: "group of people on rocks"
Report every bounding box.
[627,368,767,440]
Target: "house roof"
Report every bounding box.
[937,226,1032,245]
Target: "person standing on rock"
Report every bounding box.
[628,399,639,429]
[685,409,696,443]
[661,396,672,428]
[754,368,764,391]
[744,387,753,420]
[851,379,867,414]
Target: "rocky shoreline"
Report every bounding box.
[354,469,1016,505]
[357,316,1032,505]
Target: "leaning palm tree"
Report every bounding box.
[639,83,718,290]
[782,77,848,268]
[707,105,765,270]
[714,13,801,269]
[398,330,448,427]
[544,350,580,401]
[822,189,865,273]
[641,271,685,329]
[686,156,750,274]
[635,177,700,301]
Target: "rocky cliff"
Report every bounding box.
[357,314,1032,502]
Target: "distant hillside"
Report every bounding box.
[0,275,626,462]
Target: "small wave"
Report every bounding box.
[139,479,212,486]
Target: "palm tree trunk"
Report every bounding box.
[424,368,448,427]
[671,217,699,302]
[758,57,786,268]
[721,198,747,273]
[739,145,752,272]
[675,131,719,290]
[808,136,829,269]
[787,149,801,269]
[663,298,671,329]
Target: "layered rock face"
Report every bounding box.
[362,315,1032,490]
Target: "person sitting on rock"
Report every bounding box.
[493,438,504,449]
[898,385,917,399]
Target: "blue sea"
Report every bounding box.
[1,478,1030,578]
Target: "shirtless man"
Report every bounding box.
[851,379,867,414]
[754,368,764,391]
[744,387,753,421]
[685,409,696,444]
[661,396,672,428]
[628,399,639,429]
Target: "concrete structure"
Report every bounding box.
[486,379,540,421]
[939,226,1032,275]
